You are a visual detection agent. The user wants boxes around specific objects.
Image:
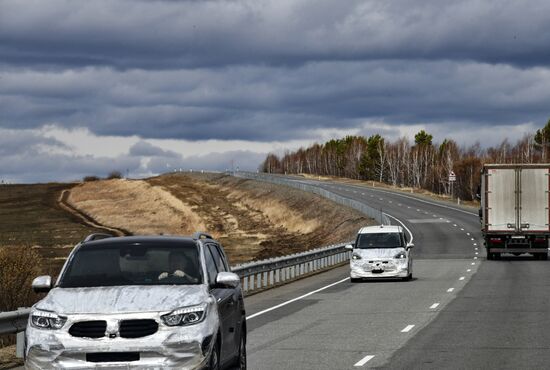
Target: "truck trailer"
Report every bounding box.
[480,164,550,260]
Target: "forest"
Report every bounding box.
[260,120,550,201]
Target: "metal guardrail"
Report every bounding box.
[233,171,389,224]
[232,242,352,293]
[0,308,31,335]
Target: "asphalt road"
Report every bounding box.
[244,178,486,369]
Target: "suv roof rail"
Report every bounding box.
[83,233,114,242]
[192,232,213,240]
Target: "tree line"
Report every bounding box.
[260,120,550,201]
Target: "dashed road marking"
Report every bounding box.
[459,276,465,281]
[354,355,375,367]
[474,257,478,260]
[429,303,440,309]
[453,224,457,227]
[447,288,455,292]
[471,262,476,265]
[460,228,464,231]
[467,232,471,236]
[401,325,415,333]
[467,269,471,272]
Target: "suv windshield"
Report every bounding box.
[59,243,203,288]
[356,232,403,249]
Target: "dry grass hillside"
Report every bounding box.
[69,173,372,264]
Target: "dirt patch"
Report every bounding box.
[66,173,372,264]
[68,179,206,236]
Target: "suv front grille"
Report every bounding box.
[69,320,107,338]
[119,319,158,338]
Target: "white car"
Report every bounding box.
[346,225,413,281]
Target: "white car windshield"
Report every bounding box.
[356,233,403,249]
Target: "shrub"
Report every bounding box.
[83,175,100,182]
[107,171,122,179]
[0,246,42,347]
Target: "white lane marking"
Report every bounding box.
[446,220,451,223]
[467,269,471,272]
[467,233,471,236]
[389,201,393,203]
[447,288,455,292]
[471,262,476,265]
[471,238,475,241]
[459,276,465,281]
[361,193,365,195]
[379,198,384,201]
[246,277,350,320]
[416,209,421,212]
[354,355,375,367]
[398,203,402,206]
[384,213,414,244]
[473,243,477,246]
[474,257,478,259]
[401,325,415,333]
[453,224,457,227]
[475,252,479,255]
[433,214,437,217]
[460,228,465,231]
[429,303,440,309]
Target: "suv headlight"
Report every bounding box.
[161,303,207,327]
[352,254,362,260]
[30,310,67,330]
[394,251,407,259]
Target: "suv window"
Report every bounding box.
[204,245,219,284]
[207,244,227,272]
[59,243,202,287]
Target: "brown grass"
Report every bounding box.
[68,179,205,235]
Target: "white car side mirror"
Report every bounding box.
[32,275,52,293]
[345,244,354,250]
[406,243,415,250]
[215,272,240,289]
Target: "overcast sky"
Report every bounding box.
[1,0,550,183]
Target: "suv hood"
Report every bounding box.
[353,247,405,259]
[35,285,209,315]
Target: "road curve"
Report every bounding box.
[244,177,484,369]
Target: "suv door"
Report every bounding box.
[205,243,238,363]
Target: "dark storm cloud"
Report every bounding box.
[2,0,550,69]
[2,62,550,142]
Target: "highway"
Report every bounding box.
[243,177,550,369]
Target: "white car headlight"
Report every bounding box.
[161,303,207,327]
[394,251,407,260]
[352,254,362,260]
[30,310,67,330]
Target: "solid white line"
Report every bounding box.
[401,325,415,333]
[459,276,465,281]
[246,277,350,320]
[354,355,375,367]
[429,303,440,309]
[384,212,414,244]
[447,288,455,292]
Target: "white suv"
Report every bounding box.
[346,225,414,282]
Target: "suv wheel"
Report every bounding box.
[208,339,220,370]
[236,330,247,369]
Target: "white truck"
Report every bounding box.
[480,164,550,260]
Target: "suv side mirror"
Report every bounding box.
[345,244,354,250]
[215,272,240,289]
[32,275,52,293]
[406,243,415,250]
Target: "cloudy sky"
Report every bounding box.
[1,0,550,182]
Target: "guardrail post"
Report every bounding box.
[263,272,268,288]
[16,331,25,358]
[243,277,248,292]
[269,270,274,286]
[249,274,255,291]
[275,269,280,283]
[256,273,262,289]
